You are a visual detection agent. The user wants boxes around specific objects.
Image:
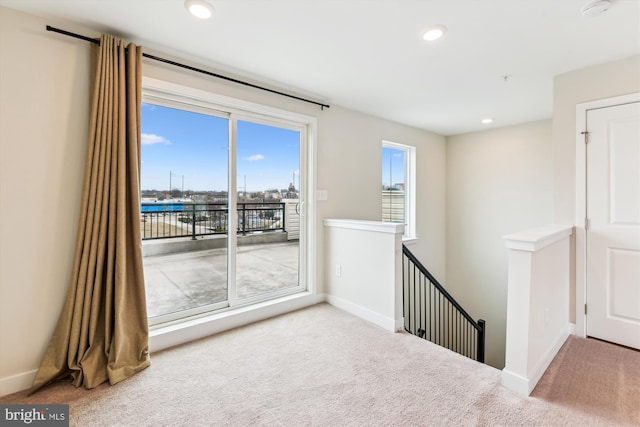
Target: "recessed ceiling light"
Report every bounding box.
[482,118,494,124]
[422,25,447,42]
[185,0,214,19]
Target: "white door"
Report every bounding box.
[586,101,640,349]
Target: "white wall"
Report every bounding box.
[445,120,554,369]
[324,220,404,332]
[0,8,93,394]
[552,55,640,322]
[0,6,446,394]
[444,57,640,370]
[315,105,447,281]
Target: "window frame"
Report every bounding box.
[382,140,416,241]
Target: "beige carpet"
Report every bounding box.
[2,304,638,426]
[532,334,640,425]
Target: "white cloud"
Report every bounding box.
[246,154,265,161]
[141,133,170,145]
[393,153,402,158]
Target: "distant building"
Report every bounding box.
[382,189,405,224]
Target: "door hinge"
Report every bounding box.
[581,131,589,144]
[584,304,588,315]
[585,218,590,230]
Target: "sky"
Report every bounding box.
[381,146,405,188]
[141,103,300,192]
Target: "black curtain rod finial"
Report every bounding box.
[46,25,100,45]
[45,25,329,110]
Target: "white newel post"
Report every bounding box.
[323,219,405,332]
[501,225,573,395]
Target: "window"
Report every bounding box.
[140,78,314,326]
[382,141,415,239]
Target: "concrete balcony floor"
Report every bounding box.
[143,241,299,318]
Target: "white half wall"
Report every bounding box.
[502,225,573,395]
[324,220,404,332]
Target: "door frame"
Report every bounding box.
[574,92,640,338]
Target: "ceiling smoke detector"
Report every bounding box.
[581,0,612,18]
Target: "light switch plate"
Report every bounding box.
[316,189,328,200]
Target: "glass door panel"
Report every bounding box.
[235,119,301,300]
[141,102,229,322]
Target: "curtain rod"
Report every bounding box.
[46,25,330,110]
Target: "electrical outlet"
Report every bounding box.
[335,264,342,277]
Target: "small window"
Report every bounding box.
[382,141,415,239]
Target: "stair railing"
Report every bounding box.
[402,244,486,363]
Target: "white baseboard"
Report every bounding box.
[501,369,530,396]
[527,324,570,394]
[0,369,37,397]
[325,294,399,332]
[502,323,570,396]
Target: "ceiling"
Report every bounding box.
[1,0,639,135]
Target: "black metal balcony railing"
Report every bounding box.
[140,202,286,240]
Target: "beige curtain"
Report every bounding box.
[32,34,150,391]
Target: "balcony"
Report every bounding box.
[141,201,291,240]
[141,201,300,319]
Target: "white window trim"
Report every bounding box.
[382,140,416,240]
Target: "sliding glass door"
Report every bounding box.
[140,97,306,325]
